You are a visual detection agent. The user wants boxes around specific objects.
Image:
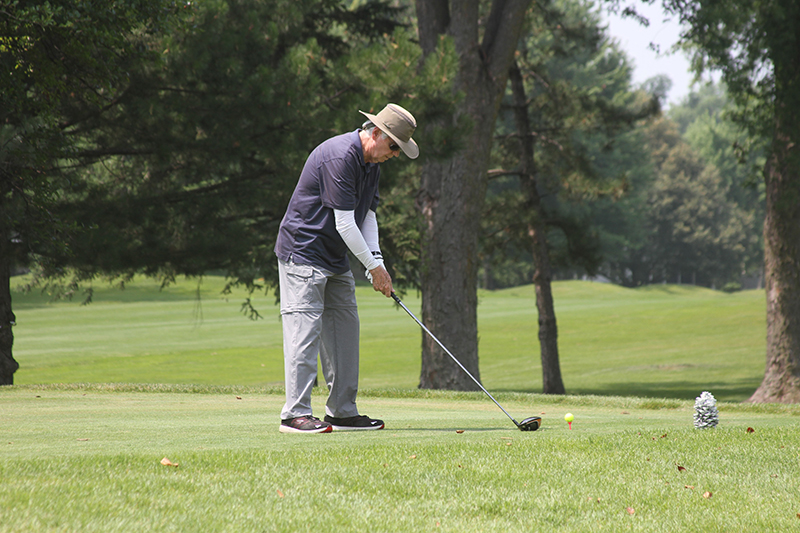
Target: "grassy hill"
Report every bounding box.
[10,276,766,402]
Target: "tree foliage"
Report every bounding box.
[484,0,657,289]
[0,0,454,382]
[678,83,765,280]
[43,0,408,287]
[588,102,759,289]
[1,0,185,272]
[647,137,753,287]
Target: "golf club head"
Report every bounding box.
[517,416,542,431]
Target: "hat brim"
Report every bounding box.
[360,110,419,159]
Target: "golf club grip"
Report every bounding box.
[390,293,518,425]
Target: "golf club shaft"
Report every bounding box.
[391,293,519,426]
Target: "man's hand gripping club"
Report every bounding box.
[367,264,393,297]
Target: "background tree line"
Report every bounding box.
[483,78,764,292]
[3,0,798,403]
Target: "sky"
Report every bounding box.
[601,2,694,107]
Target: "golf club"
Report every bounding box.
[391,293,541,431]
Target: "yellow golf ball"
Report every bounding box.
[564,413,574,422]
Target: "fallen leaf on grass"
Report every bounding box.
[277,489,284,498]
[77,438,89,442]
[703,492,712,499]
[747,427,755,433]
[409,455,417,459]
[677,465,686,472]
[160,457,179,468]
[684,485,694,490]
[456,430,465,434]
[236,396,242,400]
[626,507,635,515]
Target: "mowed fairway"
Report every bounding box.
[11,276,767,401]
[5,276,798,532]
[2,386,800,532]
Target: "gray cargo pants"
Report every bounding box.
[278,259,360,420]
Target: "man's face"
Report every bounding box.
[367,129,401,163]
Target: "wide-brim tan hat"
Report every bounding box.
[359,103,419,159]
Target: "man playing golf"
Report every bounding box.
[274,104,419,433]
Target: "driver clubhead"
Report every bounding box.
[517,416,542,431]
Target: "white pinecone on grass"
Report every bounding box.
[693,391,719,429]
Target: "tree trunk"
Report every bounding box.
[415,0,531,390]
[749,119,800,403]
[509,60,565,395]
[417,158,483,390]
[0,223,19,385]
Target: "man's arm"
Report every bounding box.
[334,209,393,297]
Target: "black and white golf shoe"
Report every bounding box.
[324,414,384,431]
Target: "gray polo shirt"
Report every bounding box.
[275,130,381,274]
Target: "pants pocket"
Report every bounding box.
[280,261,324,312]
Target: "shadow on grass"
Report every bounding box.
[575,380,760,403]
[388,427,516,432]
[11,285,208,310]
[494,379,760,403]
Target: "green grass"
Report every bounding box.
[11,276,766,401]
[2,385,799,532]
[3,276,789,532]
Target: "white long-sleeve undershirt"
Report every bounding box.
[334,209,382,272]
